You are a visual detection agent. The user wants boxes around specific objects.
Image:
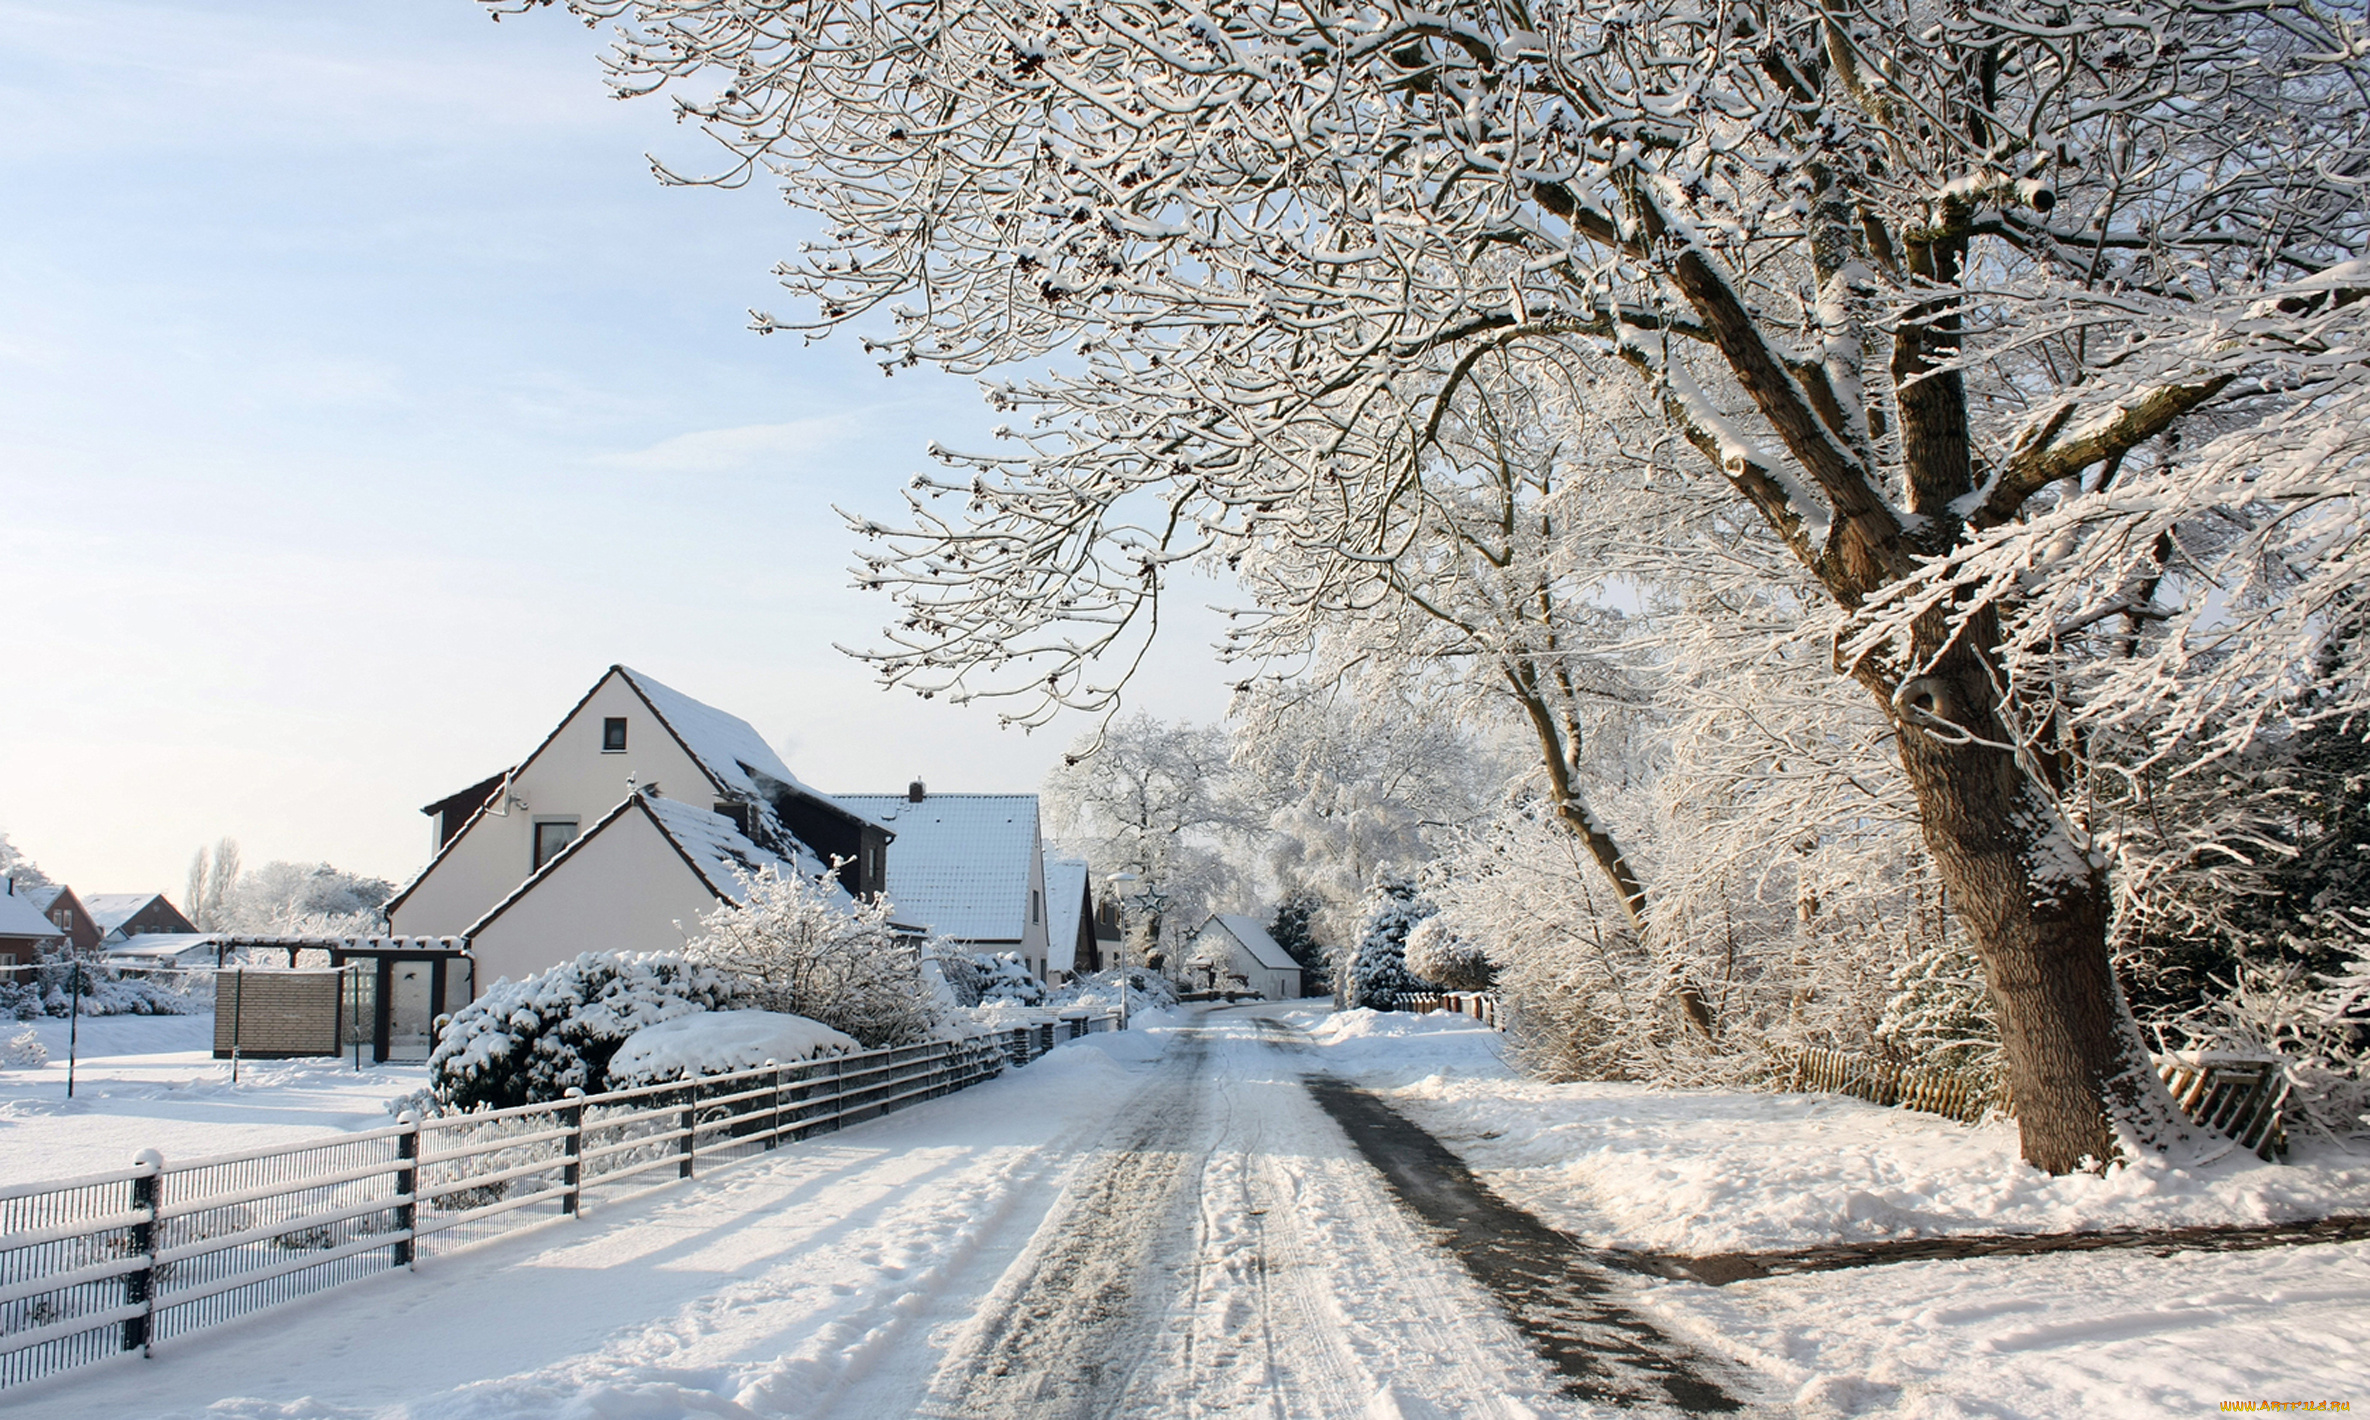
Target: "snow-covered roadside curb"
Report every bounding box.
[1287,1006,2370,1255]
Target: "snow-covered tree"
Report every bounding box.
[1265,892,1326,990]
[1403,917,1495,994]
[685,866,939,1048]
[0,832,51,892]
[219,860,396,936]
[1043,713,1251,959]
[503,0,2370,1172]
[184,838,241,932]
[1344,871,1437,1010]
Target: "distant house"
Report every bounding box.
[1043,857,1100,982]
[833,787,1051,980]
[0,881,64,968]
[85,893,198,945]
[103,933,226,971]
[1186,915,1303,1000]
[386,665,888,991]
[22,885,101,954]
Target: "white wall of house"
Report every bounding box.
[1022,837,1049,980]
[465,806,720,988]
[390,672,710,940]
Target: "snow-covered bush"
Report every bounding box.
[2160,938,2370,1148]
[972,953,1045,1007]
[427,952,742,1111]
[685,866,939,1049]
[0,959,207,1020]
[930,950,989,1009]
[1402,917,1494,994]
[1048,967,1179,1014]
[0,1028,46,1069]
[607,1010,857,1088]
[1342,871,1436,1010]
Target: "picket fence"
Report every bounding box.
[0,1013,1117,1393]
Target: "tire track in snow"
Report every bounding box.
[909,1011,1578,1420]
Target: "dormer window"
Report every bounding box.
[602,717,628,753]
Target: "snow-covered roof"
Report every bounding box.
[643,793,837,904]
[1205,915,1300,973]
[616,666,815,806]
[104,933,218,962]
[0,890,62,940]
[19,885,63,913]
[80,894,172,936]
[1044,857,1089,974]
[832,794,1041,942]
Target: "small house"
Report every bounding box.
[1043,857,1100,982]
[0,882,64,969]
[84,892,198,944]
[22,885,101,954]
[832,786,1050,980]
[1186,915,1303,1000]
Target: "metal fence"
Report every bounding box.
[0,1013,1119,1392]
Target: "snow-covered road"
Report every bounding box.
[9,1005,1582,1420]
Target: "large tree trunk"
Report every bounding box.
[1867,621,2161,1174]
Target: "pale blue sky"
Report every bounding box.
[0,1,1232,894]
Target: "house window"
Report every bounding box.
[533,819,579,871]
[1031,889,1042,925]
[602,717,628,753]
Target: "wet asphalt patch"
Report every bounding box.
[1302,1076,1744,1413]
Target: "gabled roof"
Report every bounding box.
[82,893,184,936]
[1203,914,1300,973]
[21,885,63,913]
[1044,857,1090,974]
[832,794,1041,942]
[464,791,843,941]
[0,890,62,940]
[388,665,869,920]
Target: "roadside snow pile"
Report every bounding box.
[1300,1007,2370,1255]
[609,1010,857,1086]
[427,953,742,1111]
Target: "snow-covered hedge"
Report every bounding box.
[607,1010,858,1088]
[0,961,206,1020]
[426,953,743,1112]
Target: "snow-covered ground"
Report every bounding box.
[1297,1006,2370,1253]
[0,1013,421,1184]
[7,1003,2366,1418]
[1300,1006,2370,1416]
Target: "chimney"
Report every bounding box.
[907,779,927,803]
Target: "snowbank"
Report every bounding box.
[609,1010,858,1086]
[1297,1007,2370,1255]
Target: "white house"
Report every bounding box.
[1186,915,1303,1000]
[832,787,1051,980]
[386,665,889,991]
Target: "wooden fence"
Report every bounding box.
[1784,1045,2291,1159]
[1390,992,1503,1029]
[0,1013,1119,1392]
